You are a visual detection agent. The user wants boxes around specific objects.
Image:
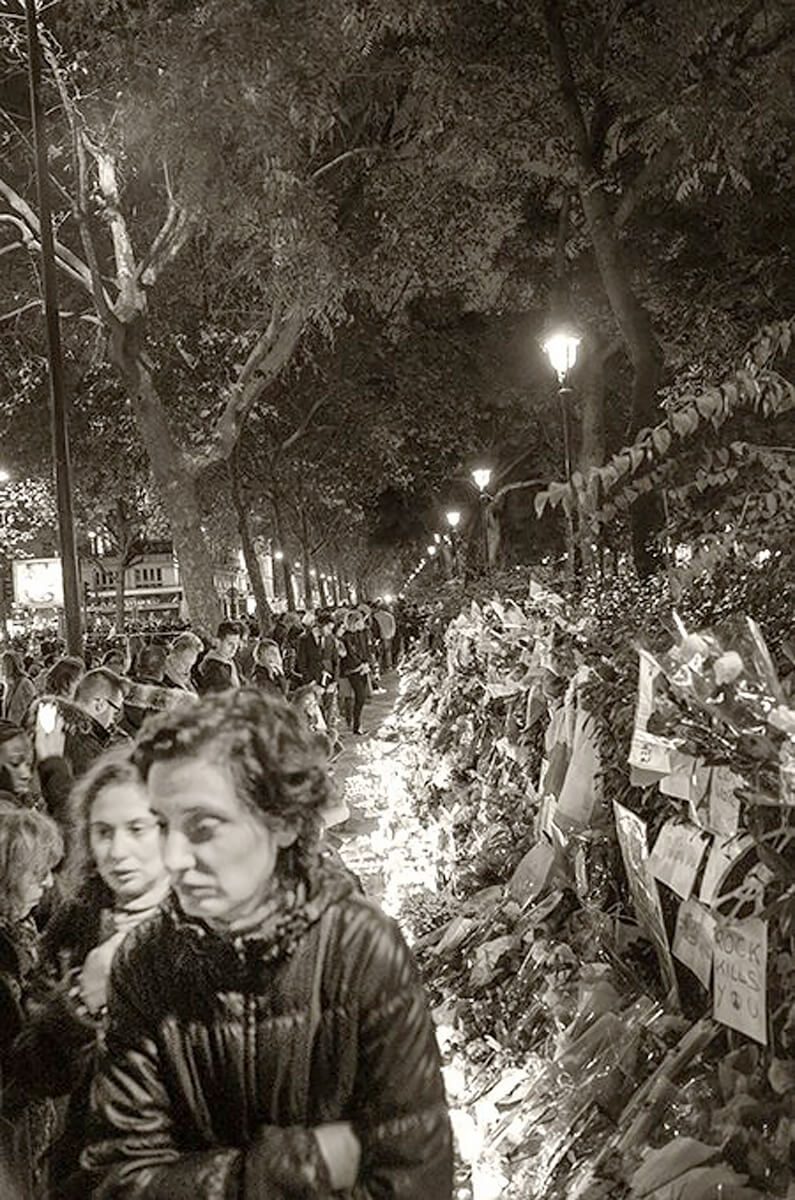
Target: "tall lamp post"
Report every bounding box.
[542,329,580,580]
[445,509,461,575]
[471,467,492,575]
[25,0,82,653]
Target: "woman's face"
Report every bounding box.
[148,757,296,928]
[0,734,33,798]
[89,782,166,902]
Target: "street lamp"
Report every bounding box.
[445,509,461,574]
[542,331,580,383]
[471,467,491,494]
[427,545,436,557]
[471,467,492,574]
[543,327,581,582]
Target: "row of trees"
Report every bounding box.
[1,1,792,629]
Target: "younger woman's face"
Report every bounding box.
[148,758,297,929]
[89,782,166,902]
[0,735,33,799]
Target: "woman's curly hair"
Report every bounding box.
[133,689,334,879]
[0,798,63,920]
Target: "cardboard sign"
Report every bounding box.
[699,833,754,907]
[672,899,716,989]
[708,766,742,837]
[648,820,710,900]
[613,802,679,1005]
[713,917,767,1044]
[628,651,675,778]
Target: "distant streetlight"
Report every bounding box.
[445,509,461,529]
[274,549,284,561]
[427,545,436,557]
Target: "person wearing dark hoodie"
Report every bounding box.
[197,620,242,694]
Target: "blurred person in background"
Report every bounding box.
[0,719,34,804]
[82,690,452,1198]
[0,800,63,1199]
[251,637,287,699]
[197,620,242,694]
[2,651,37,727]
[8,750,170,1197]
[163,633,202,696]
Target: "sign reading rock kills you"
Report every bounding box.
[713,917,768,1045]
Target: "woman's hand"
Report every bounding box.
[313,1121,361,1190]
[78,932,127,1015]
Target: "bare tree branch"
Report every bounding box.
[211,308,304,462]
[0,299,100,325]
[280,393,327,453]
[310,147,375,181]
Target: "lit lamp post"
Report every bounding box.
[471,466,492,575]
[445,509,461,575]
[542,329,580,580]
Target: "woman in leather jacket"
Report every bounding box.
[83,688,452,1199]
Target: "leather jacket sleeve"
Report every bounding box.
[347,909,454,1199]
[83,957,335,1199]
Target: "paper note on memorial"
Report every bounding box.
[648,819,710,900]
[629,650,676,783]
[713,917,767,1044]
[672,899,716,989]
[708,766,742,837]
[613,802,678,1004]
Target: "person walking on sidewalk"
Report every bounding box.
[342,611,370,735]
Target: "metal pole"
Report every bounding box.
[25,0,82,654]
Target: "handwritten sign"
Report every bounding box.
[613,802,679,1005]
[708,766,742,836]
[698,833,754,907]
[648,820,710,900]
[713,917,767,1044]
[672,899,715,989]
[629,651,676,782]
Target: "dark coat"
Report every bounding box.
[294,631,340,687]
[341,629,369,676]
[252,665,288,698]
[83,881,453,1199]
[0,920,52,1199]
[196,651,238,695]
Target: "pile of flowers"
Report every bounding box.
[392,584,794,1199]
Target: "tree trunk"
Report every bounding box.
[300,510,313,609]
[228,455,272,634]
[577,347,607,574]
[271,495,295,611]
[114,558,126,631]
[542,0,664,576]
[125,362,221,634]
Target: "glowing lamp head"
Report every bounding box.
[543,332,581,381]
[273,550,284,561]
[427,545,437,557]
[383,593,393,604]
[445,509,461,529]
[472,467,491,493]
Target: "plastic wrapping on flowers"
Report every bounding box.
[392,584,794,1199]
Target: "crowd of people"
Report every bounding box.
[0,598,453,1198]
